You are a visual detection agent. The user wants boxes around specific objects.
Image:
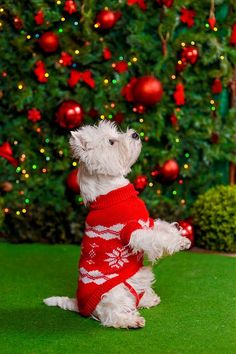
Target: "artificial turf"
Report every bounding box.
[0,242,235,354]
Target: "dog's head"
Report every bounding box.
[69,120,142,177]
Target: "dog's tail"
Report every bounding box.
[43,296,79,312]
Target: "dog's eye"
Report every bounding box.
[109,139,115,145]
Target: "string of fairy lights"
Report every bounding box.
[1,1,226,216]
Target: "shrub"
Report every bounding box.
[191,185,236,252]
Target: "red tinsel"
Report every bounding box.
[64,0,77,14]
[113,61,128,73]
[127,0,147,11]
[59,52,73,66]
[68,70,95,88]
[173,83,185,106]
[34,10,44,25]
[28,108,42,123]
[180,8,195,27]
[34,61,48,83]
[0,142,18,167]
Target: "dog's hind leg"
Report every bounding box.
[93,283,145,329]
[43,296,79,312]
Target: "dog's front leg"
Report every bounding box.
[128,220,191,262]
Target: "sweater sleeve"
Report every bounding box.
[120,221,143,246]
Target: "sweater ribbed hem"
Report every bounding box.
[77,262,142,317]
[89,184,138,210]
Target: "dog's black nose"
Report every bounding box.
[131,132,140,140]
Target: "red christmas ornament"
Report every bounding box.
[113,60,128,73]
[161,160,179,182]
[208,16,216,30]
[121,77,138,102]
[180,8,195,27]
[59,52,73,66]
[181,46,198,64]
[156,0,174,8]
[178,220,194,247]
[113,112,125,124]
[173,83,185,106]
[96,9,121,30]
[66,169,80,194]
[169,114,178,126]
[0,142,18,167]
[68,70,95,88]
[230,23,236,46]
[176,58,187,73]
[13,16,23,30]
[103,47,112,60]
[133,175,148,192]
[34,10,44,25]
[55,100,84,129]
[132,76,163,106]
[127,0,147,11]
[28,108,41,123]
[34,61,48,83]
[211,78,222,94]
[38,31,59,53]
[64,0,77,14]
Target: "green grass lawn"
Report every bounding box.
[0,242,235,354]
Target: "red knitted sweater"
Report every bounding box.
[76,183,154,317]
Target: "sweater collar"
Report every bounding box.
[89,184,138,210]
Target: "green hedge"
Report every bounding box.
[192,185,236,252]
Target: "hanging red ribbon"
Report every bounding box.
[68,70,95,88]
[127,0,147,10]
[0,142,18,167]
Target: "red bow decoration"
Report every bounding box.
[64,0,77,14]
[173,83,185,106]
[230,23,236,46]
[180,8,195,27]
[68,70,95,88]
[34,61,48,83]
[0,142,18,167]
[121,77,138,102]
[59,52,73,66]
[34,10,44,25]
[127,0,147,11]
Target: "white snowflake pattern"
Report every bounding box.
[104,247,131,269]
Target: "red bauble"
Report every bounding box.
[161,159,179,182]
[230,23,236,46]
[212,78,222,94]
[169,114,178,126]
[13,16,23,30]
[180,8,195,27]
[113,60,128,73]
[181,46,198,64]
[133,175,148,192]
[55,100,84,129]
[66,169,80,194]
[176,58,187,72]
[96,9,121,30]
[103,47,112,60]
[38,31,59,53]
[178,220,194,247]
[34,10,44,25]
[132,76,163,106]
[28,108,42,123]
[64,0,77,14]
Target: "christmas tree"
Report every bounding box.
[1,0,236,243]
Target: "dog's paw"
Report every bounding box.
[178,236,191,250]
[139,293,161,309]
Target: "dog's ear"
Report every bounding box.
[69,130,88,158]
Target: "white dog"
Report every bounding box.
[44,121,190,328]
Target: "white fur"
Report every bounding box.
[43,121,190,329]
